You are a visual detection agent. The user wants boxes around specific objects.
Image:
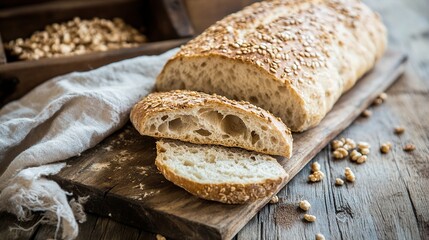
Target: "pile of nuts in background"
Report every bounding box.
[4,17,148,60]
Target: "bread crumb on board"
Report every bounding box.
[270,195,279,204]
[304,214,317,222]
[403,144,416,152]
[299,200,311,211]
[335,178,344,186]
[316,233,326,240]
[345,167,356,182]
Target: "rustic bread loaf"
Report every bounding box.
[156,0,387,131]
[155,140,288,204]
[130,90,293,157]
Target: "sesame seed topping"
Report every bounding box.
[174,0,373,94]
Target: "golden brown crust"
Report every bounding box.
[130,90,293,157]
[156,0,387,131]
[155,141,287,204]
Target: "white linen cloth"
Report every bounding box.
[0,48,178,239]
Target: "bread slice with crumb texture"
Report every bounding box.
[130,90,292,157]
[155,140,288,204]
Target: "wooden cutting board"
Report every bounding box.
[52,49,407,240]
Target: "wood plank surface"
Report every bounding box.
[1,0,428,239]
[43,48,406,240]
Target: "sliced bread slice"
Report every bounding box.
[130,90,293,157]
[155,140,288,204]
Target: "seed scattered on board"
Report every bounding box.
[335,178,344,186]
[270,195,279,204]
[304,214,317,222]
[299,200,311,211]
[403,144,416,152]
[316,233,326,240]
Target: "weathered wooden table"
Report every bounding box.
[1,0,428,239]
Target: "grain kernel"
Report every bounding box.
[345,138,357,148]
[345,167,356,182]
[356,155,367,164]
[361,109,372,118]
[335,178,344,186]
[156,234,166,240]
[403,144,416,152]
[333,147,348,158]
[299,200,311,211]
[350,149,362,161]
[270,195,279,204]
[308,170,325,182]
[373,98,383,106]
[311,162,321,172]
[360,148,370,155]
[343,143,353,151]
[331,140,344,149]
[304,214,316,222]
[316,233,326,240]
[380,142,392,154]
[394,127,405,135]
[357,141,371,150]
[379,92,388,100]
[350,149,359,157]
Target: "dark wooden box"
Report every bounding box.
[0,0,194,106]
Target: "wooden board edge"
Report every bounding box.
[50,176,223,240]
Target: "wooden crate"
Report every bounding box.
[0,0,194,106]
[183,0,260,33]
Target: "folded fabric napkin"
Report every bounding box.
[0,48,178,239]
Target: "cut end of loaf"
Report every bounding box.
[131,90,293,157]
[155,140,288,204]
[156,56,312,132]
